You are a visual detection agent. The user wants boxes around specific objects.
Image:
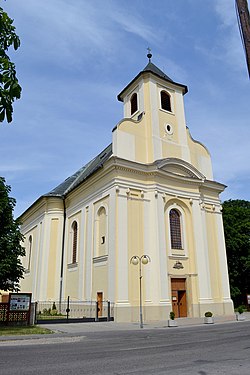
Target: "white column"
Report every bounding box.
[175,90,191,163]
[108,188,116,303]
[215,211,232,301]
[149,80,162,161]
[116,193,129,303]
[84,205,93,300]
[34,220,43,300]
[78,208,85,299]
[143,196,152,302]
[38,216,50,301]
[192,200,212,301]
[157,194,169,302]
[55,215,64,300]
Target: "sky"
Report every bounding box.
[1,0,249,218]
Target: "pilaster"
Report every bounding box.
[192,199,212,302]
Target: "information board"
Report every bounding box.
[9,293,31,311]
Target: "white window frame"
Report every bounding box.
[166,204,188,257]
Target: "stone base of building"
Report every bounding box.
[114,299,234,323]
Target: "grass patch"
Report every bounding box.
[0,325,53,336]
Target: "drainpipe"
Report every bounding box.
[59,195,66,313]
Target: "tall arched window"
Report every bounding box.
[72,221,78,264]
[130,93,138,115]
[169,209,182,249]
[161,90,171,112]
[27,235,32,271]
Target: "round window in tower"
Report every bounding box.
[165,123,173,135]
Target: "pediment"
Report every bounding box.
[156,158,205,180]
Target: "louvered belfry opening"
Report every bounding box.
[161,90,171,112]
[130,93,138,115]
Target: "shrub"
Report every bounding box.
[237,306,244,314]
[204,311,213,318]
[169,311,175,320]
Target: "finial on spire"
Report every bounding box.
[147,47,152,62]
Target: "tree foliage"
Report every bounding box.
[0,5,21,123]
[0,177,25,291]
[222,199,250,306]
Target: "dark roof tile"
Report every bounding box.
[44,144,112,198]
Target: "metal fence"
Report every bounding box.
[36,299,114,323]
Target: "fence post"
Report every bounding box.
[95,301,99,322]
[66,296,70,323]
[34,302,38,324]
[107,301,110,321]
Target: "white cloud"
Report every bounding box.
[214,0,237,27]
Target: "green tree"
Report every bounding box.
[0,5,21,123]
[222,199,250,306]
[0,177,25,291]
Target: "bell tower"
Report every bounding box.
[112,53,213,179]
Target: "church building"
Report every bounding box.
[20,54,234,322]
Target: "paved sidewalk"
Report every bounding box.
[0,312,249,341]
[37,312,250,334]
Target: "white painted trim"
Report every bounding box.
[108,188,116,302]
[67,218,80,264]
[93,202,109,258]
[215,212,232,301]
[78,208,85,299]
[157,194,170,301]
[116,194,129,302]
[84,205,93,300]
[149,79,162,161]
[165,203,188,257]
[143,198,152,302]
[158,86,175,114]
[192,200,212,300]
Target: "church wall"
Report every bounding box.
[63,211,81,300]
[187,129,213,180]
[60,174,116,304]
[20,224,39,296]
[91,197,109,301]
[20,197,65,302]
[46,218,60,299]
[164,197,199,318]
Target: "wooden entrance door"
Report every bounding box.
[171,278,187,318]
[97,292,103,317]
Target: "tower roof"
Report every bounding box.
[117,60,188,102]
[143,61,173,82]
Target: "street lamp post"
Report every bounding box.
[130,255,151,329]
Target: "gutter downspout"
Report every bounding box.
[59,195,66,313]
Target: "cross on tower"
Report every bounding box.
[147,47,152,61]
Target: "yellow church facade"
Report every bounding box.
[20,57,234,322]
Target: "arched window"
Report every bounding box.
[161,90,171,112]
[130,93,138,115]
[27,235,32,271]
[169,209,182,249]
[97,206,107,256]
[72,221,78,264]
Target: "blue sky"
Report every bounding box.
[1,0,249,217]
